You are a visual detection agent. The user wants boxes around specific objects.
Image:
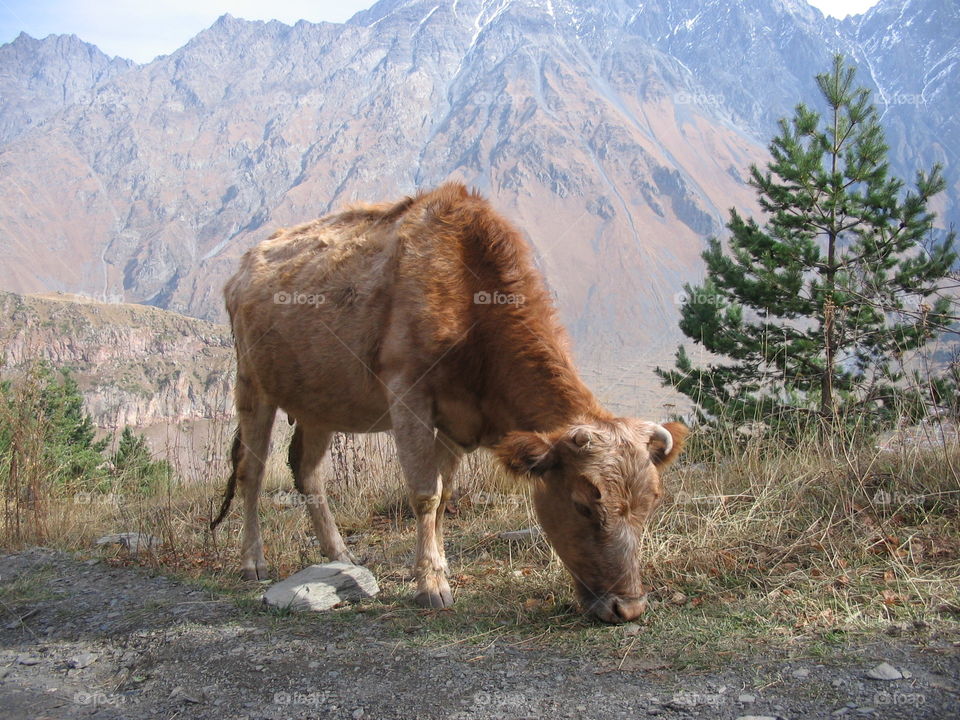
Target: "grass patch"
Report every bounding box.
[1,407,959,668]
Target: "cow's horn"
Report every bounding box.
[651,424,673,455]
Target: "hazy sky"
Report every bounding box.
[0,0,881,64]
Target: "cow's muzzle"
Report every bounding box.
[589,594,648,623]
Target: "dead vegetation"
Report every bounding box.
[1,369,958,664]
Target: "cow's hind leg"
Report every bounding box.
[237,384,277,581]
[288,424,356,564]
[389,387,460,608]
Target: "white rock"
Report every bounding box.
[262,562,379,612]
[498,527,543,542]
[68,652,99,669]
[865,662,903,680]
[95,533,161,554]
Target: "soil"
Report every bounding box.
[1,548,957,719]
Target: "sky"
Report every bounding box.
[0,0,881,64]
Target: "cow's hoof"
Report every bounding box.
[241,566,270,582]
[332,549,359,565]
[415,588,454,609]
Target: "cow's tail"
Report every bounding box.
[210,427,242,531]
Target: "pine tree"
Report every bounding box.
[657,55,957,428]
[111,426,171,494]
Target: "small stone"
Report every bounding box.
[792,668,810,679]
[865,662,902,681]
[670,591,688,605]
[735,716,777,720]
[262,562,379,612]
[832,709,849,717]
[738,693,756,703]
[622,623,641,637]
[169,686,201,704]
[95,533,162,555]
[68,652,99,669]
[352,709,365,720]
[498,527,543,542]
[18,656,40,666]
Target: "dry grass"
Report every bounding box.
[2,404,959,666]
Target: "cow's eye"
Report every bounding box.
[573,501,593,519]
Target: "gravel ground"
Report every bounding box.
[0,548,957,720]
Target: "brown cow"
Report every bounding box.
[211,182,686,623]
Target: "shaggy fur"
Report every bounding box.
[213,183,686,621]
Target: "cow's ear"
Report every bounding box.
[649,422,689,468]
[494,431,559,476]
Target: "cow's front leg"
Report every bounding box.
[388,387,454,608]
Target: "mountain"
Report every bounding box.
[0,0,955,412]
[0,32,134,146]
[0,291,232,429]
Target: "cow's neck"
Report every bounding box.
[482,341,610,440]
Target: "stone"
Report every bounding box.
[68,652,99,669]
[498,527,543,542]
[622,623,641,637]
[865,662,902,681]
[95,533,162,555]
[262,562,379,612]
[738,693,757,703]
[792,668,810,679]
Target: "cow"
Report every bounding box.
[211,182,687,623]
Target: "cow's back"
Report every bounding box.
[225,202,408,429]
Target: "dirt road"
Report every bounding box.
[1,549,957,719]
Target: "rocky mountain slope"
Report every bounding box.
[0,292,232,429]
[0,32,134,146]
[0,0,955,411]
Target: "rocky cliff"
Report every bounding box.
[0,292,233,429]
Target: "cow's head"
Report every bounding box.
[495,418,687,623]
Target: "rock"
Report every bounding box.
[169,686,202,704]
[95,533,162,555]
[622,623,642,637]
[792,667,810,679]
[18,655,40,666]
[865,662,903,681]
[735,716,777,720]
[68,652,99,669]
[498,527,543,542]
[262,562,379,612]
[670,591,688,606]
[738,693,757,703]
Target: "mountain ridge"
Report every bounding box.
[0,0,955,411]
